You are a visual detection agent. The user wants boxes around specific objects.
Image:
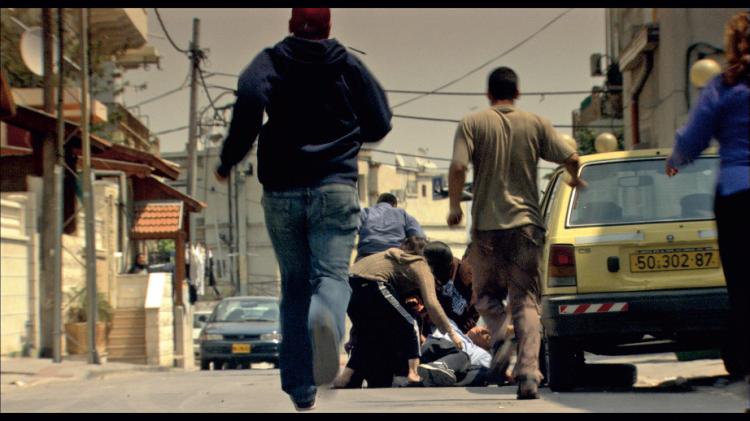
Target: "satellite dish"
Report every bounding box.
[19,26,58,76]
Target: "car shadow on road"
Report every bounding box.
[465,364,738,395]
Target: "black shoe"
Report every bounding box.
[418,362,457,387]
[311,310,339,386]
[293,397,316,411]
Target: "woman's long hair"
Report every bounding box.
[722,12,750,86]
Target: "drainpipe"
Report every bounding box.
[630,52,654,147]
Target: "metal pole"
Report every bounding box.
[80,8,99,365]
[186,18,201,271]
[52,7,66,364]
[227,170,235,291]
[39,7,57,359]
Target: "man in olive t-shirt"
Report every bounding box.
[447,66,585,399]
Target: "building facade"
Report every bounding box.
[606,8,745,150]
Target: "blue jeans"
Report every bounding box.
[262,184,360,403]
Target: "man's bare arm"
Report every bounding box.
[563,153,587,188]
[447,161,468,226]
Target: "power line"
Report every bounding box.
[386,89,621,97]
[153,125,189,136]
[153,8,189,54]
[190,71,607,98]
[128,84,188,109]
[362,148,452,163]
[198,68,229,125]
[392,114,622,129]
[390,8,574,110]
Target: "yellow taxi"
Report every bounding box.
[538,148,735,391]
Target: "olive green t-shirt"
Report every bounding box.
[452,104,575,231]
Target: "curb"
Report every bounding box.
[85,365,174,380]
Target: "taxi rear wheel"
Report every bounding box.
[544,336,583,391]
[721,344,744,378]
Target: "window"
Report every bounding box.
[421,185,427,198]
[212,299,280,322]
[541,171,563,227]
[568,157,718,227]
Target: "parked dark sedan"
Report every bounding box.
[199,296,281,370]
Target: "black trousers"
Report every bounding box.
[346,277,421,388]
[421,337,488,386]
[715,188,750,375]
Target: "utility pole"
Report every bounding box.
[39,7,60,360]
[186,18,201,282]
[80,8,99,365]
[227,169,235,292]
[52,7,66,363]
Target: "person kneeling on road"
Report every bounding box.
[334,241,463,388]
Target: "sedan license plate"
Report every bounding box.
[231,343,251,354]
[630,248,720,273]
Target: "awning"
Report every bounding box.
[2,104,111,152]
[132,176,206,214]
[131,201,184,239]
[93,143,179,180]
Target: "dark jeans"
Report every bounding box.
[421,337,488,387]
[346,277,421,388]
[262,184,360,403]
[715,188,750,376]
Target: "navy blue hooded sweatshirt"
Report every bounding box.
[216,36,392,191]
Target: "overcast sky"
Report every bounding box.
[122,8,606,166]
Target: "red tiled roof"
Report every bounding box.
[131,201,184,237]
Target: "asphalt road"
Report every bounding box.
[1,353,747,413]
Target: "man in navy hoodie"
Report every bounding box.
[215,8,392,411]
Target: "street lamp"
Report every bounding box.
[689,58,721,88]
[595,132,618,153]
[560,134,577,151]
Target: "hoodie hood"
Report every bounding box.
[385,248,425,265]
[272,36,348,67]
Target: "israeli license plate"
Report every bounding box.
[231,343,251,354]
[630,248,720,273]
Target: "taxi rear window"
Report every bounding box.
[568,157,719,227]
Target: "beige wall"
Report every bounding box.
[0,198,32,356]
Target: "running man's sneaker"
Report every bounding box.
[293,397,316,411]
[417,362,457,387]
[311,310,339,386]
[486,340,513,386]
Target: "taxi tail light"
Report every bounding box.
[549,244,577,287]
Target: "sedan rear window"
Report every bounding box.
[568,157,718,227]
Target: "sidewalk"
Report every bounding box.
[0,356,181,393]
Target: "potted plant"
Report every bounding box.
[64,287,114,355]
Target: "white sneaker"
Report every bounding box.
[417,362,457,387]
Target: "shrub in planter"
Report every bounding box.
[64,287,114,355]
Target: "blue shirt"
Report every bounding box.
[668,76,749,196]
[430,320,491,368]
[357,203,425,256]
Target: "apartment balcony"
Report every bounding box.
[89,8,149,54]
